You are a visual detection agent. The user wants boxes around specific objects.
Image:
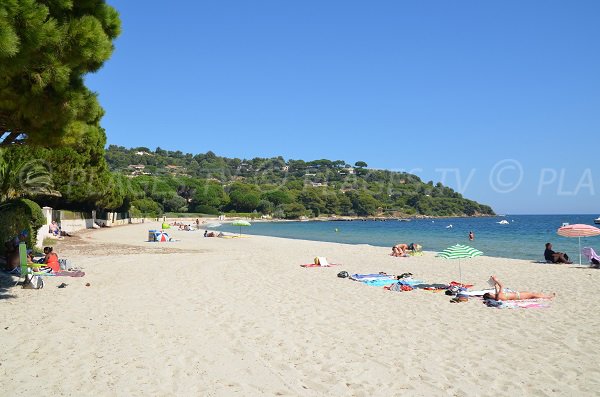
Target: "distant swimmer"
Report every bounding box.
[335,228,339,233]
[469,231,475,241]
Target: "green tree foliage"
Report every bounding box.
[0,0,121,146]
[0,147,57,201]
[0,131,124,210]
[130,198,161,217]
[261,189,293,206]
[163,194,188,213]
[0,198,45,254]
[349,191,381,216]
[282,203,307,219]
[227,183,260,212]
[191,181,228,210]
[104,146,496,218]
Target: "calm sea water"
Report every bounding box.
[217,215,600,261]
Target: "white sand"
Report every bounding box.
[1,221,600,396]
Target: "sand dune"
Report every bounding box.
[1,221,599,396]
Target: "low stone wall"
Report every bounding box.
[95,217,146,227]
[60,218,96,233]
[33,206,148,248]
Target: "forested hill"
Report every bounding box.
[105,145,495,218]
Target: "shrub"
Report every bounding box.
[130,198,162,217]
[0,198,45,254]
[193,205,220,215]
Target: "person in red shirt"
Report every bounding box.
[43,246,60,272]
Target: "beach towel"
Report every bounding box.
[412,283,448,290]
[395,279,425,286]
[484,299,551,309]
[350,273,393,280]
[582,247,600,266]
[300,263,339,267]
[54,270,85,277]
[360,278,398,287]
[300,257,339,267]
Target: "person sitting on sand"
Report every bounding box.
[544,243,572,264]
[49,221,60,236]
[27,251,54,274]
[483,275,555,301]
[42,246,60,272]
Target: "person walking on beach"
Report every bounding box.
[483,275,555,301]
[468,231,474,241]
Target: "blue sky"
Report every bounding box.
[86,0,600,215]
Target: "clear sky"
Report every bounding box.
[86,0,600,215]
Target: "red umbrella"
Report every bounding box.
[557,224,600,265]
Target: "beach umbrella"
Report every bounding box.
[232,220,251,235]
[557,224,600,265]
[156,231,169,242]
[437,244,483,283]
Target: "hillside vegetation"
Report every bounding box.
[105,145,495,219]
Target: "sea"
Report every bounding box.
[216,214,600,261]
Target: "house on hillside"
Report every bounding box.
[127,164,149,176]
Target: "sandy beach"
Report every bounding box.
[1,221,599,396]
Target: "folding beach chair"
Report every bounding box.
[14,242,30,286]
[582,247,600,267]
[14,242,46,288]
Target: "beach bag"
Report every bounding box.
[23,273,44,289]
[58,258,70,270]
[337,271,349,278]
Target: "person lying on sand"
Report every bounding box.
[391,243,420,257]
[483,275,555,301]
[204,230,223,238]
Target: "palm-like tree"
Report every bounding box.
[0,148,60,202]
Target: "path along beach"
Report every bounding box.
[1,221,599,396]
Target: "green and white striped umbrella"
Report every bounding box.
[231,220,251,235]
[437,244,483,282]
[437,244,483,259]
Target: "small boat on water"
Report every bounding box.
[497,220,509,225]
[595,216,600,224]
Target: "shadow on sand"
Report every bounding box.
[0,273,18,300]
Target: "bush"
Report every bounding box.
[0,198,45,254]
[282,203,308,219]
[193,205,220,215]
[130,198,162,217]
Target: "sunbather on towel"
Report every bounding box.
[204,230,223,237]
[483,275,555,301]
[391,243,420,257]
